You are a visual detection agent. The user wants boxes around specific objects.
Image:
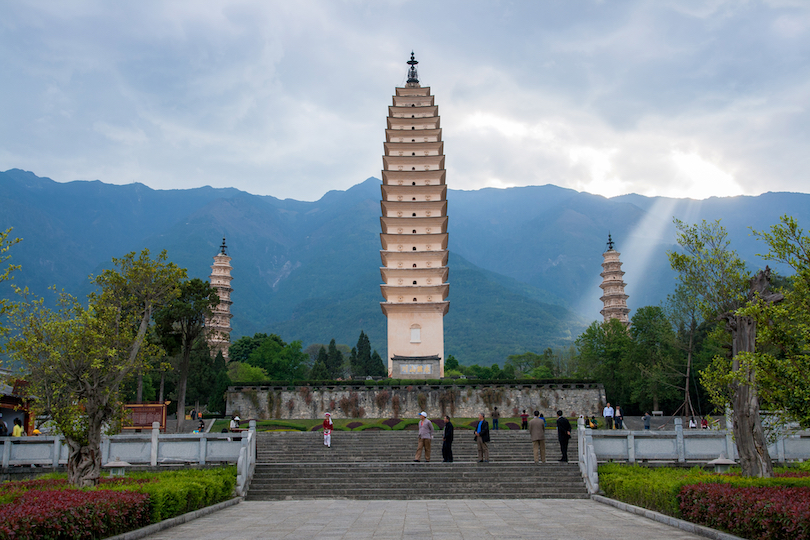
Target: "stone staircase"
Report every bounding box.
[247,430,587,500]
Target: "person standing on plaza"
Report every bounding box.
[556,410,571,462]
[414,411,434,462]
[528,410,546,464]
[442,415,454,462]
[614,405,624,429]
[492,407,500,430]
[12,418,24,437]
[643,411,651,430]
[474,412,490,462]
[520,410,529,430]
[603,402,614,429]
[323,412,333,448]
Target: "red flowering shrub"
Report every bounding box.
[679,483,810,540]
[0,489,150,540]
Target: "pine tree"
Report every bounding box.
[326,338,344,379]
[370,350,387,377]
[309,358,330,380]
[356,331,372,376]
[349,347,359,378]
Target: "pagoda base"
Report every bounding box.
[391,355,441,379]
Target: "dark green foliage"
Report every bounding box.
[369,350,386,377]
[229,333,269,364]
[445,355,459,371]
[326,339,344,379]
[246,334,308,381]
[355,331,371,376]
[309,354,330,380]
[207,351,230,414]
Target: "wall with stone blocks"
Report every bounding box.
[226,383,606,420]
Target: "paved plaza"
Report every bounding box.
[143,499,709,540]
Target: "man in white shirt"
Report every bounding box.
[603,403,614,430]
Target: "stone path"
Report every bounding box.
[142,499,708,539]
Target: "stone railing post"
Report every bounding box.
[101,437,111,466]
[776,435,786,463]
[577,417,585,464]
[1,439,10,468]
[675,418,685,463]
[199,433,207,465]
[725,430,735,460]
[150,422,160,466]
[52,437,62,468]
[627,431,635,463]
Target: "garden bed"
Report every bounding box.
[0,467,236,539]
[599,463,810,539]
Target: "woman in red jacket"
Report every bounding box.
[323,412,333,448]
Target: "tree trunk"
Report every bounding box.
[175,349,192,433]
[158,371,165,403]
[729,314,773,478]
[684,319,695,419]
[66,415,103,488]
[136,373,143,403]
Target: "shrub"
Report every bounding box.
[680,483,810,539]
[417,392,427,411]
[338,392,363,418]
[0,489,150,540]
[375,390,391,410]
[391,395,401,418]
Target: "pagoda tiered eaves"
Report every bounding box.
[379,54,449,378]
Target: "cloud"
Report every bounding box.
[1,0,809,200]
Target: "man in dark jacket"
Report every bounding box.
[474,412,490,462]
[556,410,572,462]
[442,415,454,462]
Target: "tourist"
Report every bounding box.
[614,406,624,429]
[520,410,529,430]
[0,413,8,437]
[229,415,241,431]
[197,413,205,432]
[492,407,500,430]
[414,411,434,462]
[556,410,571,462]
[323,412,333,448]
[689,417,697,429]
[588,415,598,429]
[643,412,651,430]
[528,410,546,464]
[474,412,490,462]
[701,417,709,429]
[442,415,454,462]
[12,418,24,437]
[603,402,614,429]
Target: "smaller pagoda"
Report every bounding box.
[599,233,630,325]
[207,237,233,359]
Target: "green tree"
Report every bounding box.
[207,351,230,414]
[0,228,21,346]
[154,278,219,432]
[326,338,344,379]
[369,350,387,377]
[354,331,372,377]
[445,355,460,372]
[6,249,183,487]
[575,319,633,406]
[669,218,773,477]
[628,306,680,413]
[741,216,810,428]
[228,333,269,363]
[227,361,269,383]
[246,335,308,381]
[309,354,330,380]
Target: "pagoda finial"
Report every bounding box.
[406,51,419,85]
[606,233,615,251]
[220,237,227,255]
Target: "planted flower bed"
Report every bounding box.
[0,467,236,540]
[599,463,810,539]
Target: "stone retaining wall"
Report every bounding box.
[226,383,606,420]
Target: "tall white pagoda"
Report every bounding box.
[207,237,234,359]
[599,233,630,325]
[379,53,450,378]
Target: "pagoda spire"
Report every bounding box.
[379,55,449,378]
[599,234,630,326]
[406,52,420,87]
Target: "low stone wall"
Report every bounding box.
[226,383,606,420]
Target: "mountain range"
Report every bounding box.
[2,168,809,366]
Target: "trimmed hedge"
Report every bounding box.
[599,463,810,517]
[680,483,810,539]
[0,467,236,539]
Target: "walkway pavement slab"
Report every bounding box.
[141,499,709,540]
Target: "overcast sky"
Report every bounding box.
[2,1,809,201]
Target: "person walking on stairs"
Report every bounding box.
[414,411,434,462]
[442,415,454,462]
[556,410,571,462]
[528,410,546,464]
[492,407,500,430]
[474,412,490,462]
[322,412,333,448]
